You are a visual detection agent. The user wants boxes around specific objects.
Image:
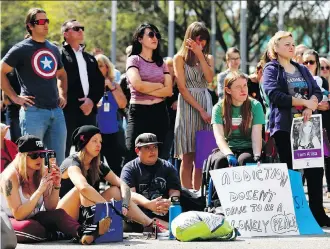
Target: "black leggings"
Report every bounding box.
[101,132,126,177]
[273,131,327,223]
[124,101,169,164]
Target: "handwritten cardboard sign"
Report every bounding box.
[210,164,299,237]
[291,114,324,169]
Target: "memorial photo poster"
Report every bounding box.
[291,114,324,170]
[210,164,299,237]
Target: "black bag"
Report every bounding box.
[180,188,206,212]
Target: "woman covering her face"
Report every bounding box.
[262,31,330,227]
[173,22,214,190]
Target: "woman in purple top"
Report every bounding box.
[262,31,330,227]
[124,23,172,163]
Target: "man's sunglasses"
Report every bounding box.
[146,31,161,40]
[321,66,330,70]
[27,151,47,160]
[303,60,316,66]
[31,19,50,25]
[66,26,85,32]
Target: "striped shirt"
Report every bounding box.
[126,55,169,102]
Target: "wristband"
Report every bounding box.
[122,204,129,210]
[110,87,116,92]
[53,185,61,190]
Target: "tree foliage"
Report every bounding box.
[1,0,329,73]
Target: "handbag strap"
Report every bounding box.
[105,201,127,220]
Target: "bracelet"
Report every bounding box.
[53,185,61,190]
[110,87,116,92]
[122,204,129,210]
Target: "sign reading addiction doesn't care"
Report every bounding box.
[210,164,298,237]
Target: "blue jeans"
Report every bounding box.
[19,106,67,165]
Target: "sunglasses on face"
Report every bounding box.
[303,60,316,65]
[27,151,46,160]
[66,26,85,32]
[31,19,50,25]
[146,31,161,40]
[321,66,330,70]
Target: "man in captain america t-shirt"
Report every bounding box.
[0,8,68,164]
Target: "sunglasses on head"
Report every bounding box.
[66,26,85,32]
[31,19,50,25]
[321,66,330,70]
[303,60,316,66]
[146,31,161,40]
[27,151,46,160]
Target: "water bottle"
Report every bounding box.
[169,196,182,239]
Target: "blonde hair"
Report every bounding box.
[320,57,330,82]
[95,54,115,82]
[178,22,210,66]
[14,153,44,187]
[164,57,173,67]
[267,31,293,60]
[77,149,101,186]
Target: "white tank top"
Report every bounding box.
[0,172,44,219]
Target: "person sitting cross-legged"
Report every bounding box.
[121,133,181,230]
[57,126,167,243]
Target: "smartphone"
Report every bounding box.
[46,150,56,173]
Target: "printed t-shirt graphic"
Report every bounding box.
[31,49,58,79]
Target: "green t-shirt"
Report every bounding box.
[211,98,265,149]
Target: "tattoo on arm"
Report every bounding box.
[120,181,131,206]
[5,180,13,197]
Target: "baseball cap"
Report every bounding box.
[16,135,45,153]
[135,133,162,148]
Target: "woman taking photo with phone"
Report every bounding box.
[58,125,167,243]
[0,135,91,243]
[211,72,265,168]
[174,22,214,190]
[263,31,330,227]
[124,23,172,164]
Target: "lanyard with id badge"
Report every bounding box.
[103,91,110,112]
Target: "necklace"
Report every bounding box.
[140,54,152,61]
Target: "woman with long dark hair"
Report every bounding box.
[211,72,265,168]
[124,23,172,164]
[263,31,330,227]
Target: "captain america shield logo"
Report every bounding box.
[31,49,58,79]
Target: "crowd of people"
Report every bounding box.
[1,7,330,245]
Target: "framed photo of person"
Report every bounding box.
[290,114,324,169]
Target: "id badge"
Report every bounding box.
[104,102,110,112]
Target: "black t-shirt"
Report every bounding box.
[120,158,181,200]
[59,153,111,198]
[247,78,265,113]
